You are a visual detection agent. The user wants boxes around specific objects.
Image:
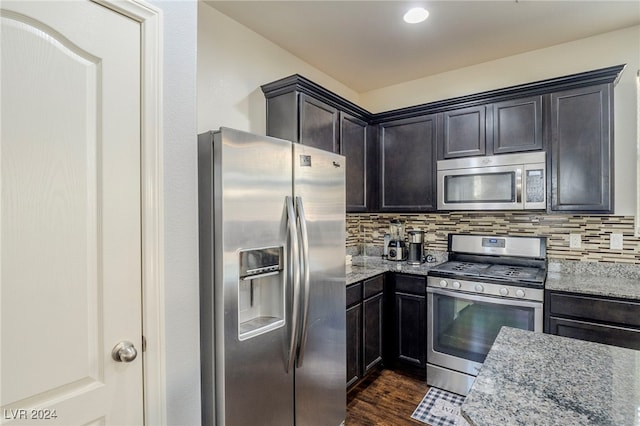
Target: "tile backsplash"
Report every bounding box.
[347,213,640,264]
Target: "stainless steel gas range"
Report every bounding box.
[426,234,546,396]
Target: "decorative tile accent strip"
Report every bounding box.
[347,213,640,264]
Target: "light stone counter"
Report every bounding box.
[461,327,640,426]
[546,260,640,300]
[345,255,445,285]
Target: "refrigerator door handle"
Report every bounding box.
[285,196,301,373]
[295,196,311,368]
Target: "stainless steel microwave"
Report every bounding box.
[437,152,546,210]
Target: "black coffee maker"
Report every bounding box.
[407,230,425,265]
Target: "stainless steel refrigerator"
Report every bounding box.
[198,127,346,426]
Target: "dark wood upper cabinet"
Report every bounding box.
[550,84,614,213]
[438,96,543,159]
[299,93,339,152]
[263,65,624,214]
[441,105,486,158]
[379,115,437,212]
[492,95,543,154]
[340,113,377,212]
[262,75,376,212]
[263,89,339,152]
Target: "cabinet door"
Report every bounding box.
[441,105,486,158]
[379,115,436,212]
[492,95,543,154]
[363,293,383,373]
[265,91,298,143]
[341,113,375,212]
[548,317,640,351]
[394,292,426,370]
[346,303,362,388]
[550,84,613,212]
[299,93,339,153]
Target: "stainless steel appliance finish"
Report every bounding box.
[407,230,425,265]
[437,151,546,211]
[198,128,346,426]
[426,234,546,396]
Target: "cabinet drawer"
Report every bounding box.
[363,275,384,299]
[394,274,426,295]
[547,292,640,328]
[549,316,640,351]
[346,283,362,308]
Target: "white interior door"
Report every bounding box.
[1,1,143,424]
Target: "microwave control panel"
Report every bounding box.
[525,169,545,203]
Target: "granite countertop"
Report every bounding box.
[546,261,640,301]
[461,327,640,426]
[346,256,640,300]
[346,255,444,285]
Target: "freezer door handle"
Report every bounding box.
[285,196,301,373]
[295,196,311,367]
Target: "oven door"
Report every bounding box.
[427,287,543,376]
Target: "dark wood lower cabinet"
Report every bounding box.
[395,293,426,369]
[346,303,362,388]
[545,290,640,351]
[346,275,384,390]
[363,293,384,372]
[389,274,427,378]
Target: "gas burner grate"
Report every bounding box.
[485,265,541,281]
[430,261,491,276]
[429,261,545,286]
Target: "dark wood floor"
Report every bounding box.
[345,369,430,426]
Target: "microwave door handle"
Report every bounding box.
[516,168,523,205]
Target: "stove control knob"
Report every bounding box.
[516,289,526,298]
[474,284,484,293]
[439,280,448,288]
[452,281,461,289]
[499,288,509,296]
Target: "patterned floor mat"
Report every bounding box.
[410,387,468,426]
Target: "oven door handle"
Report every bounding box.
[426,286,543,309]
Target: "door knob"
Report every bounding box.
[111,341,138,362]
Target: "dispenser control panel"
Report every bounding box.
[239,246,283,279]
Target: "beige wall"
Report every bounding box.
[197,5,638,216]
[359,25,640,216]
[197,2,360,134]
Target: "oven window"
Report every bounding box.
[444,172,515,204]
[432,292,534,364]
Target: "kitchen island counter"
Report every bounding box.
[461,327,640,426]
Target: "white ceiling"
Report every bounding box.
[204,0,640,93]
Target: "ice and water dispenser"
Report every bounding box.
[237,246,285,340]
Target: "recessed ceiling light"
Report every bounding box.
[403,7,429,24]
